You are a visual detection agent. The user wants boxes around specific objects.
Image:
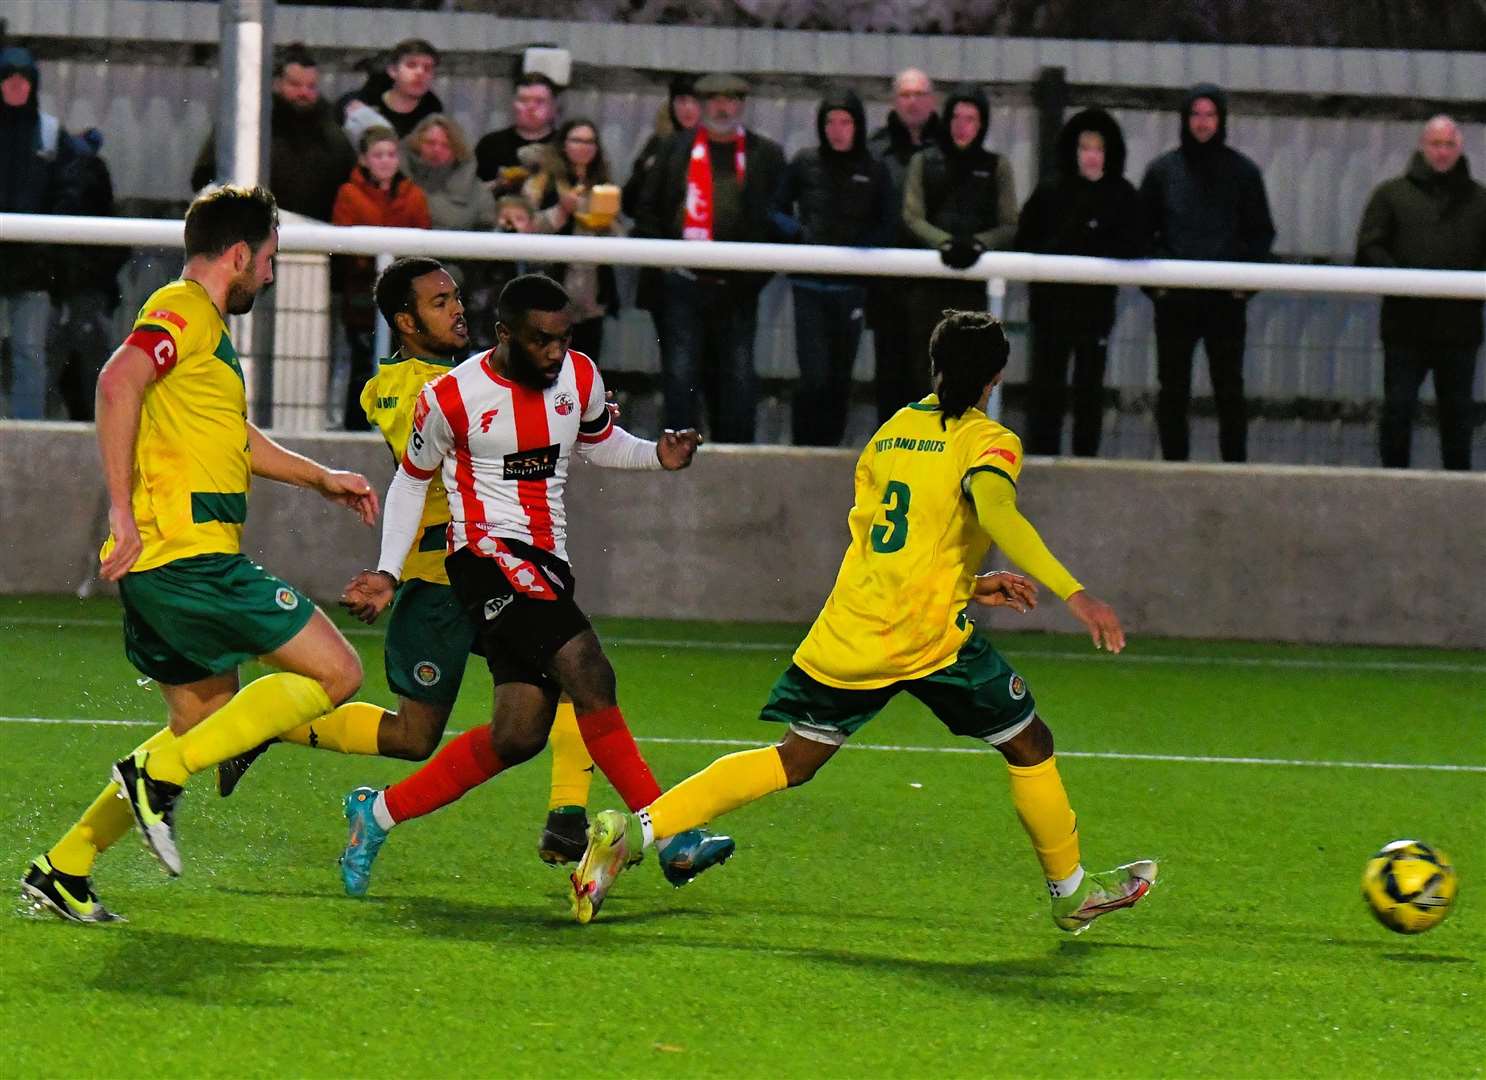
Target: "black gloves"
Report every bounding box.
[939,236,985,270]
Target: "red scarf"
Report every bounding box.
[682,126,746,241]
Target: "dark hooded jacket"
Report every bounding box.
[771,89,895,284]
[1357,151,1486,345]
[1139,84,1275,267]
[0,45,73,295]
[902,85,1018,251]
[191,93,356,221]
[1015,108,1145,332]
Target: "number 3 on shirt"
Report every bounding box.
[870,480,911,553]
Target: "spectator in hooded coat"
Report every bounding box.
[1016,108,1144,457]
[1140,83,1275,463]
[772,88,895,446]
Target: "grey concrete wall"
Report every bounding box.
[2,421,1482,648]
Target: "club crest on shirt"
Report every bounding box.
[553,391,576,416]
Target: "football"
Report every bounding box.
[1361,840,1458,934]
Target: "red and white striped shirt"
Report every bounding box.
[394,347,623,566]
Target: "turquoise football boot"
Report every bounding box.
[657,828,736,887]
[339,787,389,898]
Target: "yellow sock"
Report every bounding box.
[1006,755,1081,881]
[49,726,175,876]
[145,673,334,785]
[547,698,594,810]
[646,746,787,840]
[280,700,386,756]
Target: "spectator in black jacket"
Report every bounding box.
[1357,115,1486,472]
[475,73,560,192]
[1140,83,1275,463]
[773,88,895,446]
[634,72,785,443]
[1016,108,1144,457]
[901,84,1018,391]
[49,129,129,420]
[622,73,700,362]
[867,67,940,421]
[192,43,355,222]
[1,44,70,419]
[341,39,443,142]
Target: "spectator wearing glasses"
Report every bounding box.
[523,118,623,362]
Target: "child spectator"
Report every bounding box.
[332,126,431,429]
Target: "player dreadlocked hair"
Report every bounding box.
[374,256,447,332]
[184,185,278,259]
[928,309,1010,429]
[497,273,570,329]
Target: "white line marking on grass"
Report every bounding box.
[4,716,1482,774]
[3,617,1483,674]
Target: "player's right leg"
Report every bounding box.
[340,681,557,896]
[113,555,364,874]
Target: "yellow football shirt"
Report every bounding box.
[100,279,252,573]
[794,396,1027,690]
[360,352,457,585]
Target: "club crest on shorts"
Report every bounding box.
[413,660,441,687]
[553,391,576,416]
[1008,674,1026,700]
[274,587,299,611]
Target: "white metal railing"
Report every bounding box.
[3,213,1484,299]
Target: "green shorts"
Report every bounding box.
[760,632,1036,745]
[119,553,314,685]
[383,578,477,707]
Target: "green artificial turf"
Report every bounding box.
[1,595,1481,1078]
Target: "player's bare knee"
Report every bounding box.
[556,641,617,714]
[997,715,1054,767]
[490,726,546,767]
[318,654,363,705]
[778,736,834,787]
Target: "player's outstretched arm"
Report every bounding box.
[246,424,379,526]
[95,344,154,581]
[966,470,1124,652]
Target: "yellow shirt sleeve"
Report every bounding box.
[966,469,1084,601]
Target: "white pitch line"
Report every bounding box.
[3,715,1482,774]
[2,617,1483,674]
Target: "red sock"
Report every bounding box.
[576,706,662,811]
[384,725,504,824]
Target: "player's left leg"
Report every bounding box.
[539,700,594,865]
[571,663,888,922]
[910,633,1155,933]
